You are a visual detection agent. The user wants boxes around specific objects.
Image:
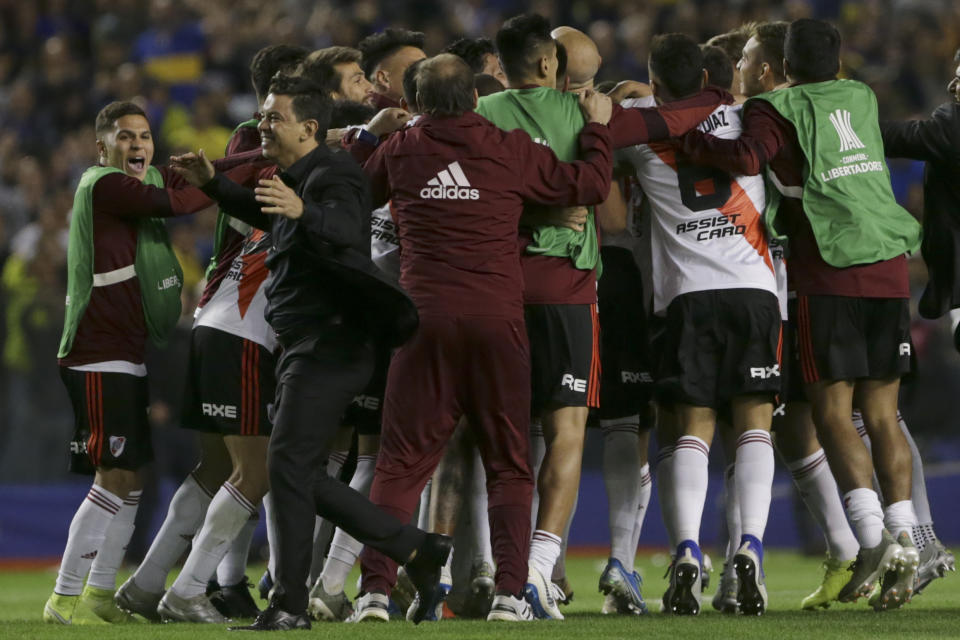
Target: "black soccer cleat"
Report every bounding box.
[403,533,453,624]
[228,600,310,631]
[210,577,262,619]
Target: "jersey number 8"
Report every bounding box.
[677,162,732,212]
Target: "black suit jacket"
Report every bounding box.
[881,102,960,319]
[202,144,418,348]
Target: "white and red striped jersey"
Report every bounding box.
[619,103,778,315]
[193,229,276,351]
[371,202,400,284]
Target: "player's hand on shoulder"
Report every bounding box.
[606,80,652,102]
[579,90,613,126]
[367,108,412,138]
[169,149,215,186]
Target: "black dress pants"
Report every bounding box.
[269,324,424,614]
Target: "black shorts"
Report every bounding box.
[781,299,806,403]
[525,303,600,416]
[597,247,656,420]
[342,347,390,435]
[656,288,782,409]
[794,295,913,384]
[181,326,276,436]
[60,367,152,474]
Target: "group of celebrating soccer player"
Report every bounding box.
[41,9,959,631]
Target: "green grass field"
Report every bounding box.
[2,551,958,639]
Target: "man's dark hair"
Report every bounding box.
[705,23,757,66]
[752,21,789,82]
[495,13,555,82]
[417,54,475,117]
[358,28,426,77]
[268,72,332,140]
[442,37,496,73]
[329,100,376,128]
[250,44,309,101]
[95,101,147,135]
[475,73,504,97]
[649,34,704,99]
[402,58,426,110]
[308,46,362,68]
[784,18,840,83]
[701,45,733,91]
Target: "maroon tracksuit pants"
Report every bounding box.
[360,314,534,596]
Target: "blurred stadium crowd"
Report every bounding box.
[2,0,960,485]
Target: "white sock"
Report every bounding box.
[600,418,642,568]
[672,436,710,545]
[327,450,348,479]
[263,492,278,579]
[843,487,885,548]
[735,430,774,541]
[628,463,652,569]
[216,512,259,587]
[318,454,378,594]
[528,529,562,580]
[87,490,141,590]
[723,463,741,563]
[655,445,678,549]
[134,473,214,593]
[788,449,859,560]
[417,477,433,530]
[470,449,494,567]
[55,485,123,595]
[171,482,258,598]
[529,420,546,528]
[884,500,919,544]
[899,412,933,527]
[442,544,454,585]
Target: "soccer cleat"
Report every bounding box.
[915,538,955,594]
[523,564,564,620]
[346,592,390,623]
[229,600,310,631]
[405,581,451,622]
[403,533,453,624]
[458,561,495,618]
[667,541,702,616]
[601,593,618,615]
[659,558,675,614]
[552,576,574,605]
[711,561,739,614]
[391,567,417,615]
[209,578,261,619]
[701,552,713,593]
[487,594,535,621]
[871,532,919,611]
[838,529,902,602]
[256,570,272,602]
[43,593,79,624]
[76,585,136,624]
[598,558,647,615]
[308,581,353,621]
[801,556,855,610]
[733,536,768,616]
[157,590,229,623]
[115,577,163,622]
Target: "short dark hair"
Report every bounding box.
[701,45,733,91]
[250,44,309,101]
[95,101,147,135]
[784,18,840,83]
[307,46,362,68]
[752,21,789,82]
[328,100,377,128]
[706,23,756,66]
[402,58,426,110]
[268,72,332,140]
[649,33,704,99]
[358,28,426,77]
[496,13,555,82]
[442,37,496,73]
[475,73,505,97]
[417,54,475,117]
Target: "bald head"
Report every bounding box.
[551,26,601,91]
[417,53,477,117]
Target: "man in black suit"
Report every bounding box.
[171,69,450,631]
[881,49,960,323]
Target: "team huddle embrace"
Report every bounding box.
[43,10,957,632]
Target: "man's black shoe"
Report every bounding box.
[228,601,310,631]
[210,577,262,619]
[403,533,453,624]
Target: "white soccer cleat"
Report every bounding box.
[523,565,564,620]
[487,594,534,621]
[345,592,390,623]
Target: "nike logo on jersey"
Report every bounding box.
[420,161,480,200]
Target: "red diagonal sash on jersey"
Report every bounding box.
[237,229,269,318]
[649,142,774,274]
